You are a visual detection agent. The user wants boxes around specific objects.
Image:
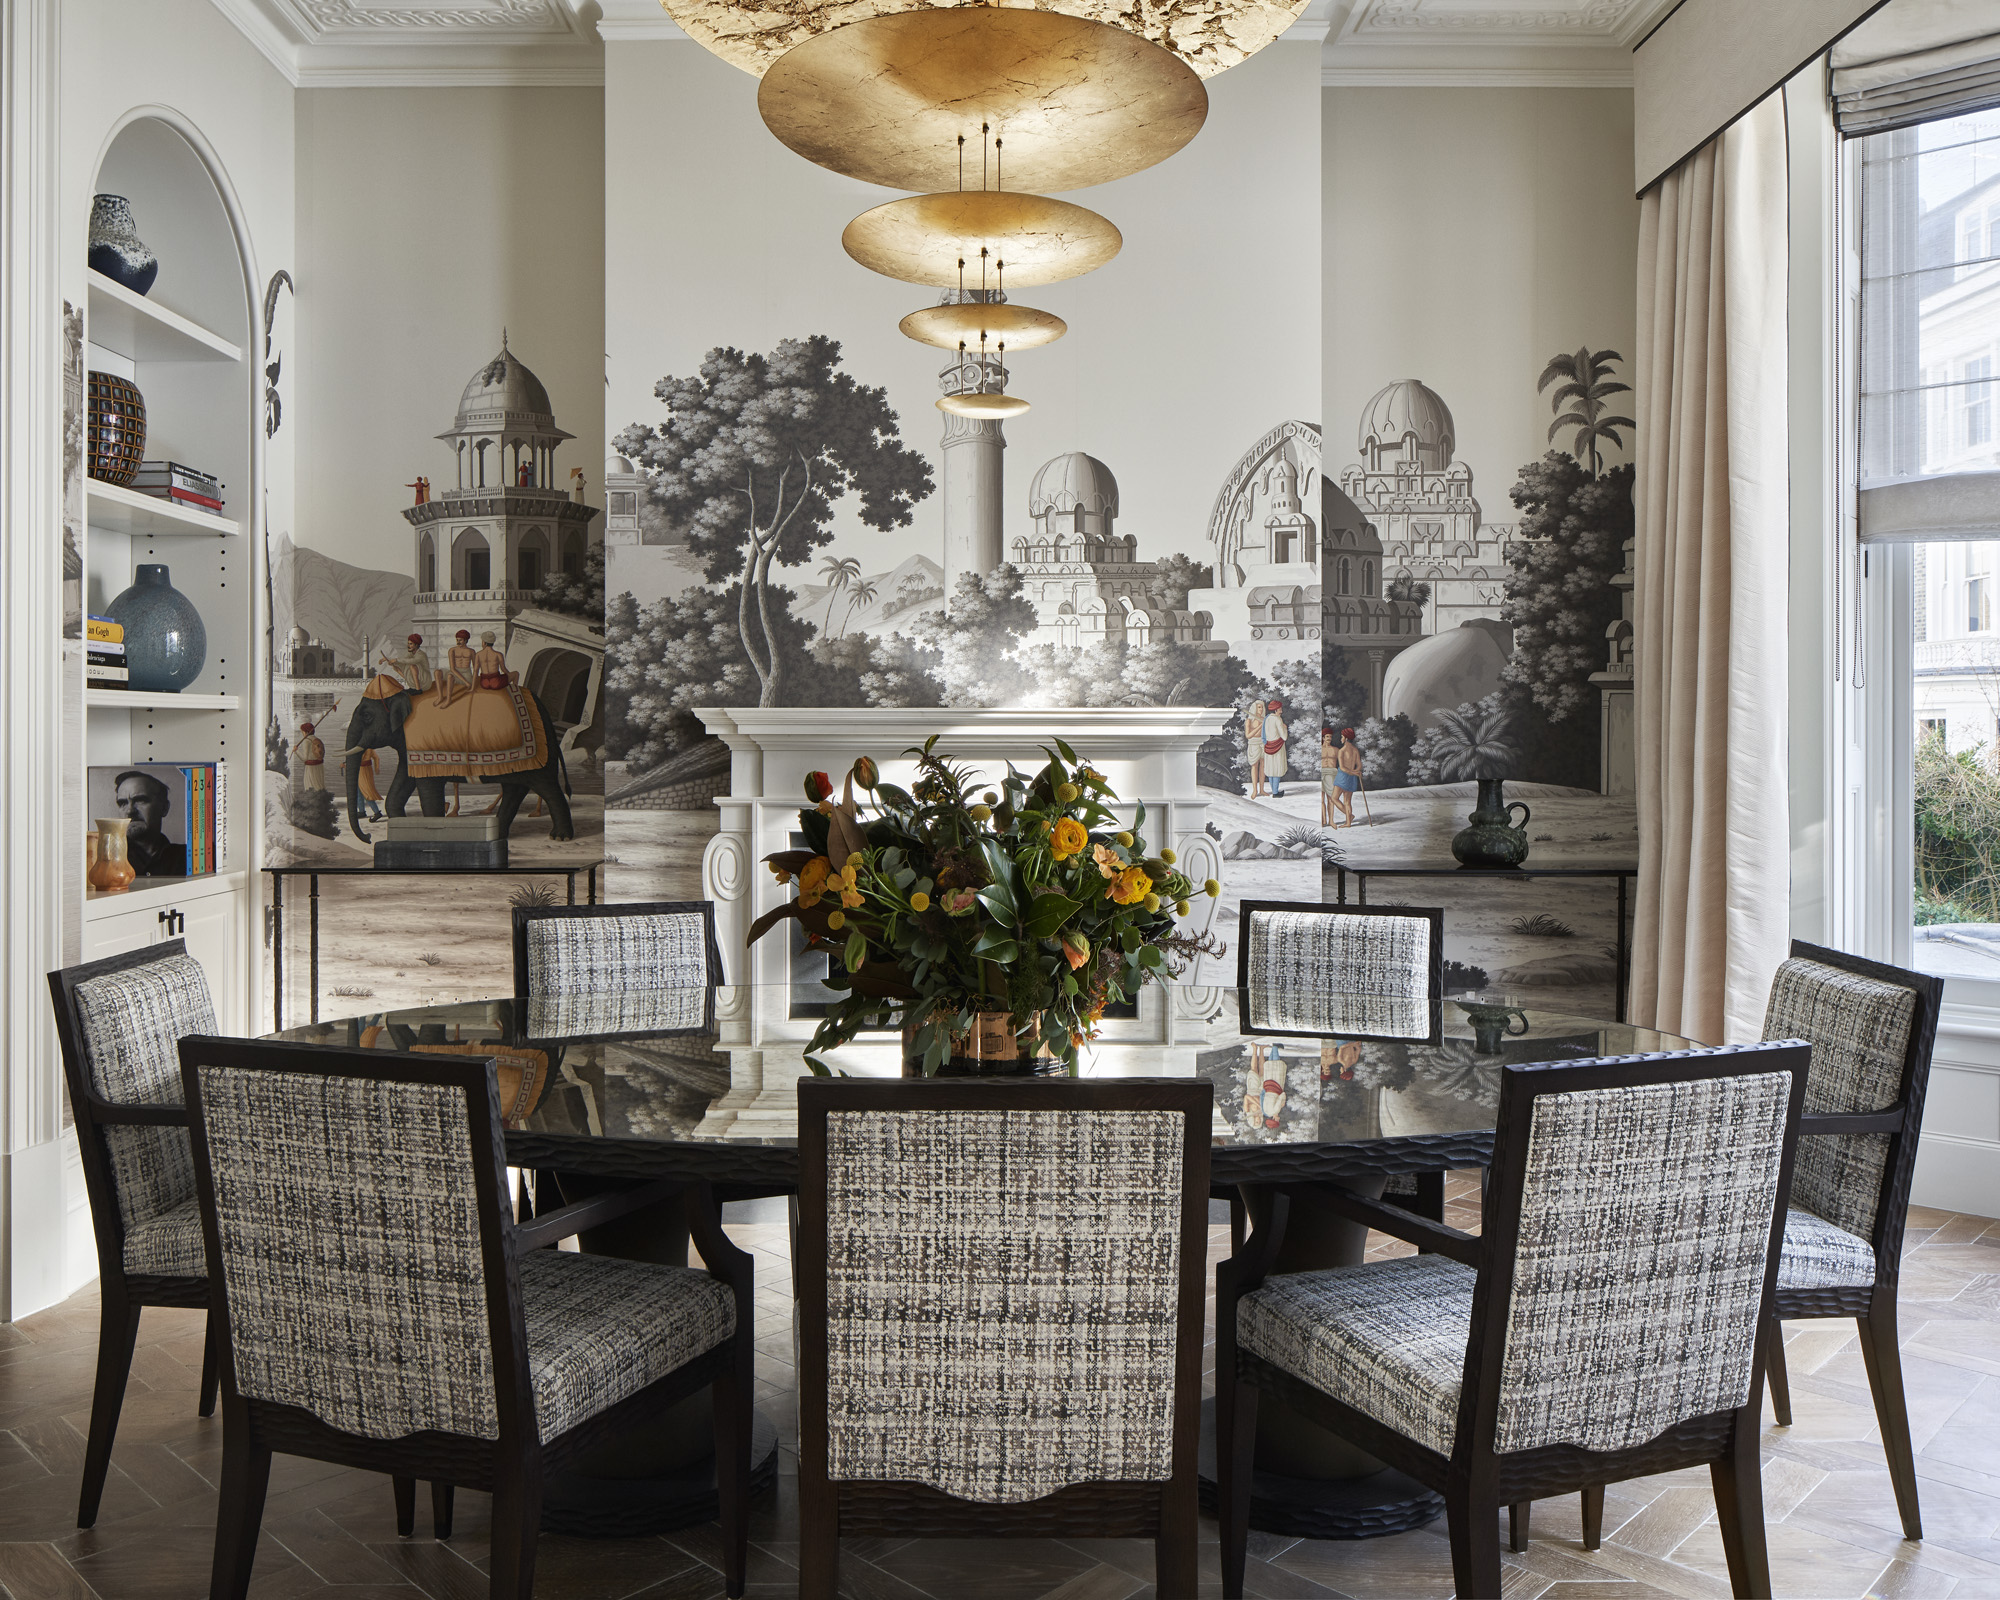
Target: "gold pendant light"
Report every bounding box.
[939,390,1032,418]
[758,8,1206,194]
[660,0,1312,82]
[900,301,1066,351]
[843,190,1120,287]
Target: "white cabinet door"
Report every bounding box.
[174,892,245,1035]
[80,902,160,963]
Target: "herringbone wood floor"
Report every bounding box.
[1,1185,1997,1598]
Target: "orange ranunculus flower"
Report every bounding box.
[1108,866,1153,906]
[1060,932,1091,970]
[797,856,832,908]
[1049,817,1088,860]
[1092,842,1122,879]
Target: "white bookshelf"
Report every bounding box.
[74,119,261,1037]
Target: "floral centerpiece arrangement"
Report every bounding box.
[748,738,1221,1076]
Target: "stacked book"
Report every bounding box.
[86,615,127,686]
[131,461,225,517]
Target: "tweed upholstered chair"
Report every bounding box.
[795,1078,1212,1599]
[1236,901,1447,1225]
[513,900,722,1039]
[179,1037,755,1600]
[49,941,221,1529]
[1217,1042,1811,1600]
[1759,943,1941,1540]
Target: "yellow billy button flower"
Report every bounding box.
[1160,847,1177,865]
[969,804,992,822]
[1115,831,1134,848]
[983,791,999,805]
[827,910,846,930]
[909,891,931,913]
[1143,891,1161,913]
[1204,878,1221,898]
[1056,782,1080,804]
[1176,899,1191,917]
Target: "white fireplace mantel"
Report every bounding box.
[695,706,1231,992]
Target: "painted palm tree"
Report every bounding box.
[817,555,861,632]
[839,576,880,637]
[1427,701,1518,782]
[1538,347,1635,477]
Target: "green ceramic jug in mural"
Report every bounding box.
[1451,777,1531,869]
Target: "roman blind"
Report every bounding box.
[1834,0,2000,136]
[1856,112,2000,542]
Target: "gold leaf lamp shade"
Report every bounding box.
[757,9,1207,193]
[900,301,1066,350]
[661,0,1312,80]
[938,391,1031,418]
[843,191,1120,287]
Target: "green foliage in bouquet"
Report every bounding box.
[748,737,1222,1075]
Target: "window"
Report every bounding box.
[1973,576,1991,632]
[1965,355,1993,448]
[1363,559,1377,597]
[1920,717,1947,739]
[519,548,541,591]
[1337,556,1351,595]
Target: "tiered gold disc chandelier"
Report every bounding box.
[661,0,1310,414]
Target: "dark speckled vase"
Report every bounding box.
[1450,777,1531,869]
[107,564,205,692]
[88,195,158,296]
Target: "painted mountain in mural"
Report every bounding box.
[270,533,414,667]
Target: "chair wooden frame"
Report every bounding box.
[1761,940,1942,1542]
[1235,901,1446,1047]
[1217,1042,1811,1600]
[794,1077,1213,1599]
[510,898,725,996]
[48,939,219,1529]
[178,1036,756,1600]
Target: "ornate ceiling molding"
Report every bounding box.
[208,0,608,83]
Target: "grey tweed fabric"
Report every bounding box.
[1777,1206,1877,1291]
[822,1108,1186,1503]
[525,912,711,997]
[1763,957,1917,1241]
[197,1063,736,1443]
[1237,1255,1474,1454]
[524,987,709,1040]
[1245,911,1431,1038]
[520,1249,735,1441]
[73,955,215,1264]
[1493,1071,1792,1454]
[121,1198,209,1279]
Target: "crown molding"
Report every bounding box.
[1321,36,1633,85]
[595,0,684,38]
[209,0,612,86]
[207,0,306,84]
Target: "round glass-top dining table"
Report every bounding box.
[266,980,1694,1540]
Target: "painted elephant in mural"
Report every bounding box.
[341,675,573,842]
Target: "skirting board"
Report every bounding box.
[5,1132,96,1322]
[1913,1134,2000,1222]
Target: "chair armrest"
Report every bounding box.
[1310,1184,1483,1269]
[1800,1108,1906,1136]
[85,1099,187,1127]
[513,1178,687,1254]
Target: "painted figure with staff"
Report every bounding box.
[1326,724,1366,828]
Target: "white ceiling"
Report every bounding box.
[212,0,1674,87]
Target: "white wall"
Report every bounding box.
[1322,87,1640,498]
[293,87,605,579]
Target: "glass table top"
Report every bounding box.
[266,982,1693,1158]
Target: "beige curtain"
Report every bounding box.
[1631,92,1792,1046]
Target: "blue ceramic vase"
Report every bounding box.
[88,195,158,296]
[108,565,206,692]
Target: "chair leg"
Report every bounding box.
[1857,1302,1924,1541]
[393,1476,416,1537]
[1765,1319,1792,1426]
[1508,1500,1530,1552]
[432,1481,455,1540]
[198,1306,220,1419]
[1709,1427,1773,1599]
[1154,1474,1199,1599]
[798,1463,839,1600]
[1446,1484,1504,1600]
[1581,1484,1604,1551]
[78,1291,143,1528]
[713,1359,751,1596]
[1414,1170,1446,1223]
[1217,1374,1259,1599]
[490,1460,544,1600]
[209,1401,271,1600]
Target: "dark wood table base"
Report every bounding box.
[1196,1401,1443,1539]
[542,1407,780,1536]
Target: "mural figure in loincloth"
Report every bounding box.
[437,629,476,710]
[1243,701,1265,801]
[474,630,512,690]
[1326,725,1363,828]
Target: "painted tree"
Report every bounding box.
[1145,553,1211,611]
[1537,347,1635,478]
[840,575,880,635]
[898,566,1039,706]
[614,337,934,706]
[1408,698,1520,784]
[1501,453,1633,727]
[816,555,860,632]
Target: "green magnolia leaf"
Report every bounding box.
[1133,798,1147,833]
[1121,926,1140,954]
[1023,894,1083,940]
[1054,736,1078,764]
[970,926,1016,956]
[976,883,1019,926]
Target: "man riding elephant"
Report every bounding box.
[341,667,572,842]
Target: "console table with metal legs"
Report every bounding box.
[264,861,603,1028]
[1329,862,1639,1022]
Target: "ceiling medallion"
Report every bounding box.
[899,301,1067,350]
[659,0,1312,80]
[842,190,1121,287]
[758,8,1207,193]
